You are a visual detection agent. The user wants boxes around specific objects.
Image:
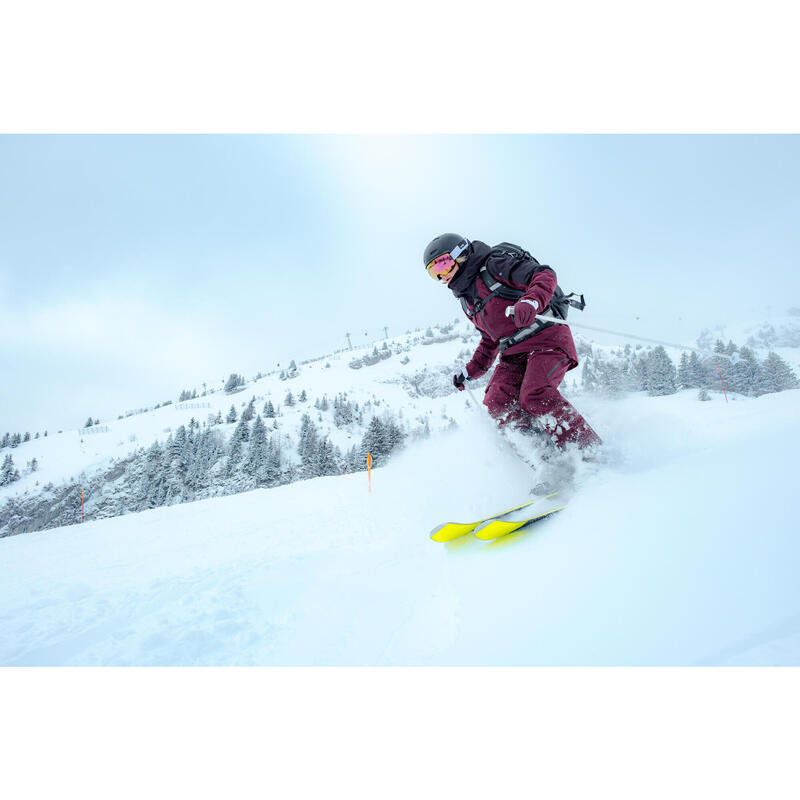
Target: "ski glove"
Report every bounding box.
[511,298,541,328]
[453,372,468,391]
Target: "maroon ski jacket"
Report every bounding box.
[447,241,579,379]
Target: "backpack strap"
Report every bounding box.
[463,264,523,318]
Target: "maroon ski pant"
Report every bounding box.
[483,350,601,449]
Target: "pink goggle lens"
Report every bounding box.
[426,254,456,280]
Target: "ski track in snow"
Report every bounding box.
[1,327,799,666]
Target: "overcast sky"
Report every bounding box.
[2,134,799,434]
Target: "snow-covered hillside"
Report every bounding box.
[1,316,799,665]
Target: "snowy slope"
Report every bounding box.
[1,379,798,665]
[1,322,474,507]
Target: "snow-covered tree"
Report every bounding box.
[333,394,357,427]
[1,454,20,487]
[728,346,762,396]
[226,417,250,475]
[645,347,677,396]
[314,436,341,477]
[242,397,256,423]
[360,415,404,466]
[224,373,245,393]
[297,414,320,477]
[244,415,270,484]
[759,352,799,393]
[677,352,693,389]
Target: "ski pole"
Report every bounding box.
[462,380,487,421]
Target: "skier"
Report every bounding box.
[423,233,602,453]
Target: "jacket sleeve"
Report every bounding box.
[521,267,557,313]
[493,253,558,314]
[465,334,499,379]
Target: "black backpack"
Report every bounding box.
[466,241,586,321]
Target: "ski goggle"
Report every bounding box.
[426,254,457,281]
[425,239,470,281]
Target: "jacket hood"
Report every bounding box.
[447,240,492,298]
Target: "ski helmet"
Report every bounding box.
[423,233,471,269]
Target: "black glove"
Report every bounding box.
[453,372,467,391]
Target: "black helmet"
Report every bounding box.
[423,233,471,267]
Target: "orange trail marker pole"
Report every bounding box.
[367,452,372,493]
[717,364,728,403]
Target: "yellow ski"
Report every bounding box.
[473,505,566,540]
[430,493,559,543]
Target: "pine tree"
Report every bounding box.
[224,373,245,392]
[361,417,391,465]
[297,414,320,477]
[299,390,308,403]
[138,442,165,508]
[728,346,762,396]
[226,405,238,423]
[186,429,221,491]
[677,352,693,389]
[632,352,650,391]
[687,351,704,388]
[245,415,270,483]
[266,434,283,484]
[333,395,354,427]
[1,454,20,486]
[242,397,256,423]
[315,436,340,477]
[226,417,250,474]
[164,427,190,503]
[645,347,677,396]
[760,352,799,393]
[383,417,406,454]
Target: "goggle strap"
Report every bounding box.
[449,239,470,260]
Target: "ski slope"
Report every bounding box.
[1,383,798,665]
